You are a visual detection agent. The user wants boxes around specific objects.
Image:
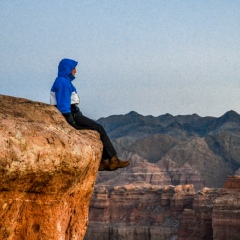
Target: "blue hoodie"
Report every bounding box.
[50,59,79,114]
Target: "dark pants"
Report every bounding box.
[73,111,117,159]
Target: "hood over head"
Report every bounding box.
[58,58,78,79]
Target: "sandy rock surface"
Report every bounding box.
[0,95,102,240]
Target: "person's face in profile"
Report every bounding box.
[71,68,77,76]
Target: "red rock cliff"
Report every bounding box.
[0,95,102,240]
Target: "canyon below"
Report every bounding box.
[85,110,240,240]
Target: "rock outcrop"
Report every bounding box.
[0,95,102,239]
[212,176,240,240]
[223,175,240,189]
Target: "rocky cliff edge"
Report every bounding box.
[0,95,102,240]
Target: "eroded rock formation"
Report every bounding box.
[96,153,204,191]
[212,176,240,240]
[85,176,240,240]
[85,183,187,240]
[0,95,102,239]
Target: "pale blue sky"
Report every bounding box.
[1,1,240,119]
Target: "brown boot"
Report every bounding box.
[98,159,109,171]
[109,156,130,171]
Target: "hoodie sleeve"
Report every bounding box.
[54,78,72,114]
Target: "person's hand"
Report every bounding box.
[62,113,82,129]
[71,104,80,113]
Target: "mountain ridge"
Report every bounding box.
[97,110,240,188]
[97,110,239,138]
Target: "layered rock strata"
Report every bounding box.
[212,176,240,240]
[178,187,225,240]
[85,183,195,240]
[223,175,240,189]
[85,177,240,240]
[96,153,205,191]
[0,95,102,240]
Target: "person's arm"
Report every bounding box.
[55,82,75,125]
[55,83,71,114]
[54,80,82,129]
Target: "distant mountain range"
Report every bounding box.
[97,110,240,188]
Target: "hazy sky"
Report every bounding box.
[1,1,240,119]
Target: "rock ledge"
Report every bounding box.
[0,95,102,240]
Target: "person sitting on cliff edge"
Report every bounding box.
[50,58,130,171]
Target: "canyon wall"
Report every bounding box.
[85,176,240,240]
